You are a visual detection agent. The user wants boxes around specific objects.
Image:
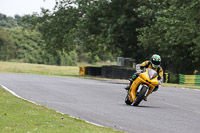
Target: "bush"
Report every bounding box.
[168,72,179,83]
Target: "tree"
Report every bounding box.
[23,0,144,63]
[73,0,143,62]
[136,0,200,74]
[22,1,80,55]
[0,28,15,60]
[8,27,77,65]
[0,13,18,27]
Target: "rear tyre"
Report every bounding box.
[125,94,133,105]
[133,86,148,106]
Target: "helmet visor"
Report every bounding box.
[152,60,160,65]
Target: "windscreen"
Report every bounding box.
[147,68,158,80]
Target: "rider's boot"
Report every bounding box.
[124,79,133,90]
[124,74,138,90]
[143,97,147,101]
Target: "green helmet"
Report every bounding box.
[150,54,161,68]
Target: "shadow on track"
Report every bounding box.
[122,104,160,109]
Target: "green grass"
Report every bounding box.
[0,61,80,77]
[162,83,200,90]
[0,88,121,133]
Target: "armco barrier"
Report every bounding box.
[179,74,200,85]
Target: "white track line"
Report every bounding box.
[0,84,104,127]
[1,84,22,98]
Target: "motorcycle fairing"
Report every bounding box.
[129,69,159,102]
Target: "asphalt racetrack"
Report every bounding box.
[0,73,200,133]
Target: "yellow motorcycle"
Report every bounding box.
[125,68,159,106]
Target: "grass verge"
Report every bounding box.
[0,87,121,133]
[162,83,200,90]
[0,61,79,77]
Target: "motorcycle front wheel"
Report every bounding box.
[125,94,133,105]
[133,86,148,106]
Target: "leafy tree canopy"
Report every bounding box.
[136,0,200,74]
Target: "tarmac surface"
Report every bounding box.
[0,73,200,133]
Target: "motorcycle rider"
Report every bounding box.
[124,54,164,101]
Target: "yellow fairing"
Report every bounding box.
[129,69,159,102]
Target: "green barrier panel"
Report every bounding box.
[195,75,200,85]
[179,74,184,84]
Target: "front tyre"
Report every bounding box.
[133,86,148,106]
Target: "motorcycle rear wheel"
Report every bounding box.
[133,86,148,106]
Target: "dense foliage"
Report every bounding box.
[1,0,200,82]
[136,0,200,75]
[23,0,143,63]
[0,28,15,60]
[0,15,77,66]
[0,13,25,27]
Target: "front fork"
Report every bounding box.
[143,86,154,99]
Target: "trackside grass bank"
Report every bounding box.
[162,83,200,90]
[0,87,121,133]
[0,61,79,77]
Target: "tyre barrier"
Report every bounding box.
[101,66,134,79]
[80,66,170,82]
[79,66,87,75]
[80,66,135,79]
[179,74,200,85]
[86,66,102,76]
